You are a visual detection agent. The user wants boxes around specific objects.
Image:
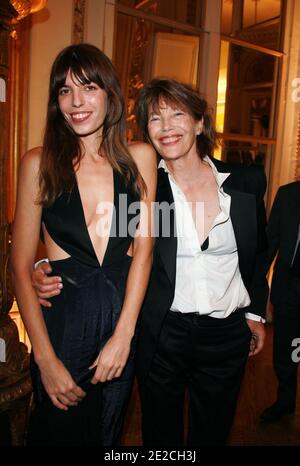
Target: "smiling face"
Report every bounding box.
[147,100,203,162]
[58,70,108,139]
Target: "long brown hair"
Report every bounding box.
[39,43,145,206]
[135,78,218,158]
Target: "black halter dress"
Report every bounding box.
[27,170,140,446]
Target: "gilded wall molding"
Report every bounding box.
[7,17,31,223]
[0,2,15,318]
[72,0,86,44]
[0,1,33,445]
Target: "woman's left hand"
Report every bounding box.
[246,320,266,356]
[89,333,132,383]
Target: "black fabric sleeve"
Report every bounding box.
[266,188,281,267]
[244,167,269,318]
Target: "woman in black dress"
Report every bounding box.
[11,43,156,446]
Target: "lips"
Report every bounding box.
[70,112,92,123]
[159,135,182,145]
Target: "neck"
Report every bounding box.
[81,132,104,161]
[165,154,211,187]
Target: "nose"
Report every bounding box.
[72,88,84,108]
[161,116,171,132]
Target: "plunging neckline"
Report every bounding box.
[74,168,116,268]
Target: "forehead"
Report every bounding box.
[63,69,89,85]
[148,98,186,115]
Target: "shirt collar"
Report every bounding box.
[158,156,231,189]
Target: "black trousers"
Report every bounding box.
[273,276,300,410]
[139,309,251,447]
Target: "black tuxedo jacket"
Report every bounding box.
[137,158,269,382]
[267,181,300,306]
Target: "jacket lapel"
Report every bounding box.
[288,185,300,248]
[156,168,177,286]
[223,180,256,284]
[208,158,257,283]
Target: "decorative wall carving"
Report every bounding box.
[115,15,152,141]
[0,0,46,445]
[0,314,32,445]
[126,19,151,138]
[72,0,86,44]
[0,16,32,441]
[9,0,32,21]
[0,3,15,319]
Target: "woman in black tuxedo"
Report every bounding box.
[135,79,269,446]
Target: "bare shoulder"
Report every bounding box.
[18,147,43,187]
[20,146,42,171]
[129,141,157,168]
[129,141,157,198]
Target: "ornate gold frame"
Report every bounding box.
[7,17,31,223]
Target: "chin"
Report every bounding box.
[75,127,102,138]
[162,153,184,161]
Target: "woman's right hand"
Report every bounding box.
[31,261,63,307]
[38,356,86,410]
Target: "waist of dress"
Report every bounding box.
[48,255,132,287]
